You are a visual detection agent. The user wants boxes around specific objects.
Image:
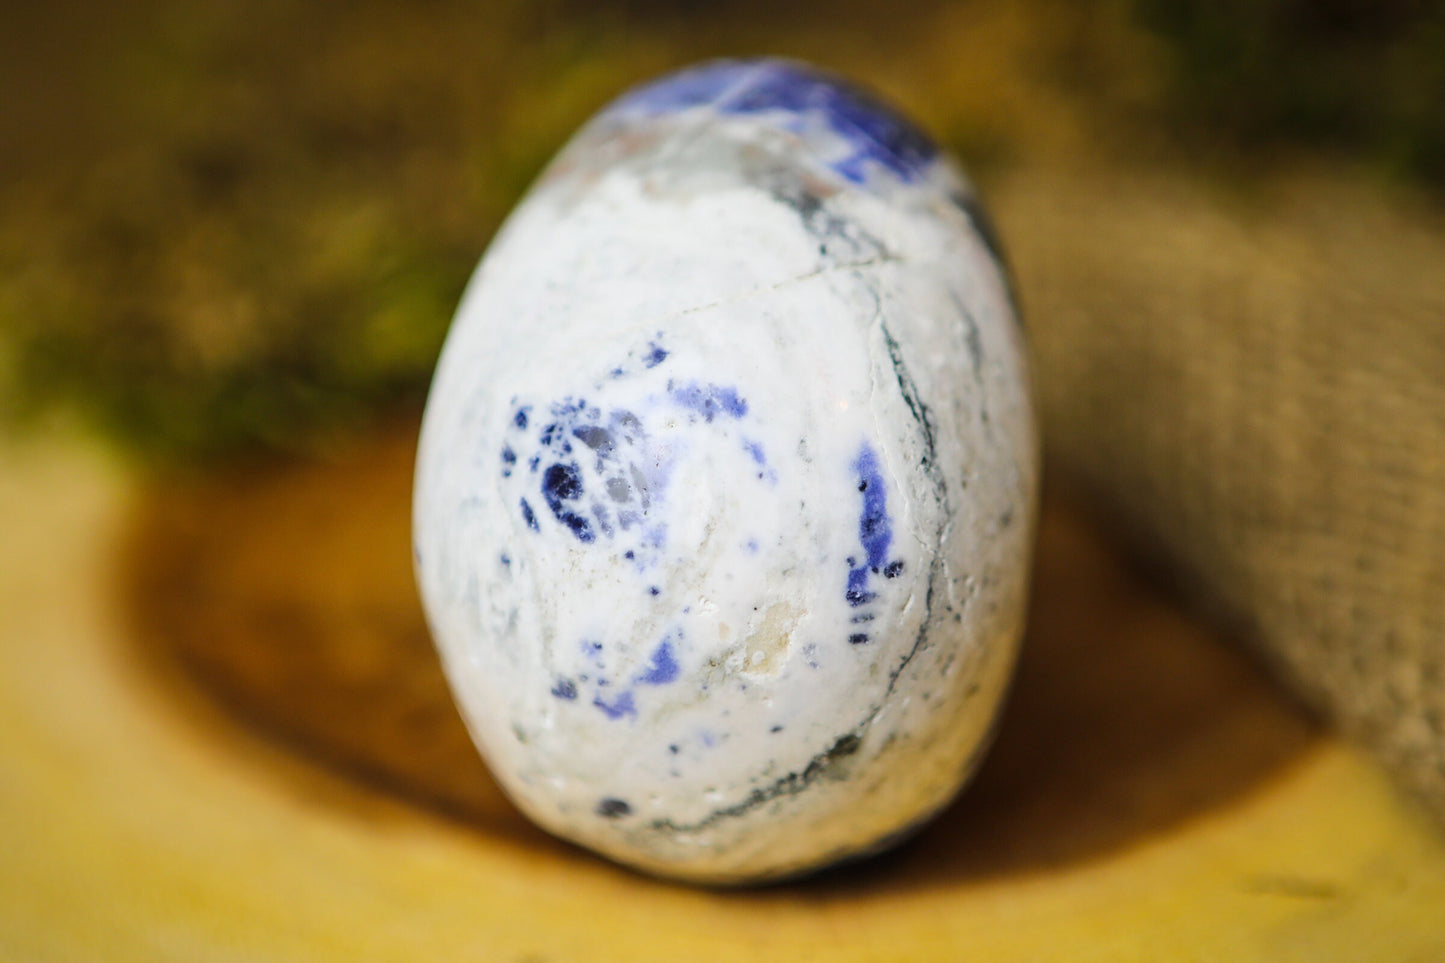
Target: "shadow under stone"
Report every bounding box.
[118,419,1318,892]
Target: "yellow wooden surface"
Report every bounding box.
[3,430,1444,961]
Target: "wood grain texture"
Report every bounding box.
[3,428,1444,960]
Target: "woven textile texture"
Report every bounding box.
[998,161,1445,821]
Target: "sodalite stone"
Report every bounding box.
[413,59,1038,884]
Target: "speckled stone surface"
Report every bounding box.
[413,59,1038,884]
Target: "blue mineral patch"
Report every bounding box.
[519,497,540,532]
[844,571,873,607]
[594,690,637,720]
[503,336,760,548]
[606,59,939,186]
[668,380,748,422]
[508,383,667,547]
[539,421,567,451]
[553,397,593,418]
[635,638,680,685]
[591,501,614,537]
[600,336,670,382]
[844,442,903,624]
[541,462,595,543]
[610,60,749,114]
[551,678,578,700]
[742,438,777,484]
[572,424,614,456]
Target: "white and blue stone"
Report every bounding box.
[413,59,1038,884]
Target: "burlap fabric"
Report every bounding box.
[997,161,1445,821]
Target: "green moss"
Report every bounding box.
[5,0,1442,464]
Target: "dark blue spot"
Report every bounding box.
[520,498,539,532]
[636,639,679,685]
[845,573,876,608]
[594,690,636,720]
[542,462,595,543]
[596,797,631,818]
[552,397,586,415]
[643,342,669,367]
[624,550,635,560]
[845,442,896,607]
[884,560,905,579]
[500,446,516,477]
[513,407,530,430]
[544,462,582,500]
[849,633,869,645]
[499,553,511,567]
[854,443,891,563]
[770,725,784,733]
[529,455,540,473]
[648,586,661,596]
[551,678,578,700]
[668,381,748,422]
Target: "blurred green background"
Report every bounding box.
[4,0,1442,462]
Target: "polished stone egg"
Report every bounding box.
[414,59,1038,884]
